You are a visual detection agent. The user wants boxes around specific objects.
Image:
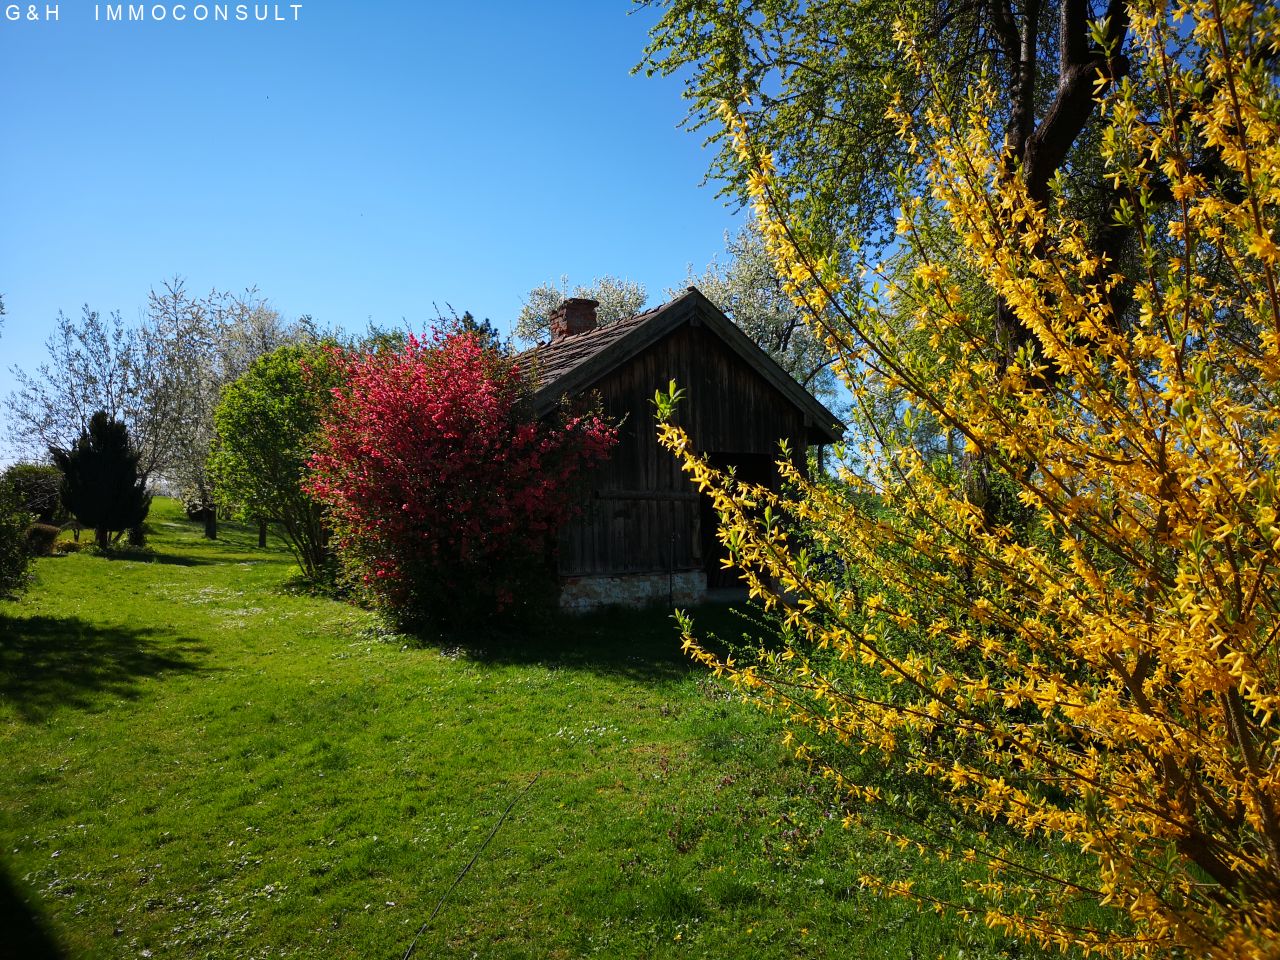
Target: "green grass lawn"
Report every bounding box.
[1,499,1041,959]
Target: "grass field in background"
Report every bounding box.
[0,498,1044,959]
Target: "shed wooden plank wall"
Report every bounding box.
[558,320,808,577]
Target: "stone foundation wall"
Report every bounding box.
[559,570,707,612]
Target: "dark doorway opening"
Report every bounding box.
[700,452,777,589]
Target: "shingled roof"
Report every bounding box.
[521,286,843,444]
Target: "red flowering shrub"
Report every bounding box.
[306,331,615,628]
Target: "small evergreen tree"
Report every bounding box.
[51,412,152,549]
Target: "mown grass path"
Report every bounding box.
[1,500,1031,958]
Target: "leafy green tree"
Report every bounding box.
[51,412,151,550]
[641,0,1128,235]
[208,344,336,582]
[641,0,1134,381]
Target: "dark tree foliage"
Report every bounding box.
[2,463,67,525]
[435,304,505,353]
[0,477,33,596]
[51,412,152,549]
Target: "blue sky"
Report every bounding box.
[0,0,740,405]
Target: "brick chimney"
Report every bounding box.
[549,298,599,339]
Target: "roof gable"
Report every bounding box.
[521,287,843,444]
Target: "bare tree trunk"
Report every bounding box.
[204,508,217,540]
[969,0,1130,531]
[258,518,267,548]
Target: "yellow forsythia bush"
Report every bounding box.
[659,1,1280,956]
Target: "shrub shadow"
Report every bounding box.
[97,549,215,567]
[0,614,210,722]
[0,862,68,959]
[414,602,765,684]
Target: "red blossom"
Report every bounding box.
[305,331,616,624]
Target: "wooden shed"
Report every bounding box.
[526,286,843,610]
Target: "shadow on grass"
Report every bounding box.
[419,602,767,685]
[0,614,210,722]
[0,862,67,959]
[96,548,215,567]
